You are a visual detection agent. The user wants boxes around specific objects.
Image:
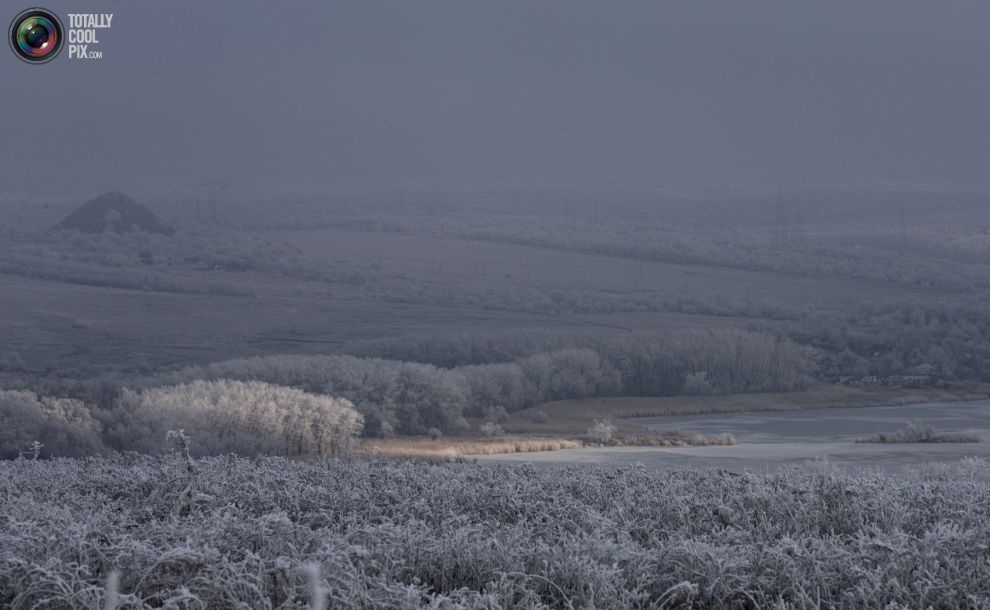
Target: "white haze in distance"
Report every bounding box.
[3,0,989,191]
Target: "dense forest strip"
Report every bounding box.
[505,385,990,435]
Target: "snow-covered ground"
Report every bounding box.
[479,400,990,472]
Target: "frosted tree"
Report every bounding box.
[109,380,363,456]
[0,389,105,458]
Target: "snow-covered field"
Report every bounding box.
[3,454,990,608]
[482,400,990,471]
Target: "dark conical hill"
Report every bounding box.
[52,192,173,235]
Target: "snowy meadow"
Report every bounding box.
[2,452,989,609]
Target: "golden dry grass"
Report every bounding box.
[612,432,737,447]
[360,436,584,462]
[361,431,741,462]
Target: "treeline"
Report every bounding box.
[360,275,806,319]
[453,222,990,292]
[153,329,811,436]
[152,349,611,436]
[794,299,990,382]
[0,216,816,319]
[0,253,253,296]
[2,214,811,321]
[0,227,331,296]
[347,328,805,371]
[314,204,990,292]
[19,225,299,272]
[0,381,363,459]
[349,300,990,388]
[3,329,811,455]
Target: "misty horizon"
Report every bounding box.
[5,0,990,191]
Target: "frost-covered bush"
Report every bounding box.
[0,351,26,372]
[481,405,510,423]
[107,380,362,456]
[478,421,503,437]
[682,371,715,396]
[517,348,621,403]
[0,389,105,458]
[586,418,616,444]
[3,456,990,608]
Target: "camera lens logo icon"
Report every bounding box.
[9,8,63,63]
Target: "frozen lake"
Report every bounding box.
[478,400,990,471]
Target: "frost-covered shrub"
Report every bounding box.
[107,380,362,456]
[458,361,528,414]
[0,351,26,372]
[586,418,616,444]
[481,405,510,423]
[682,371,716,395]
[479,422,503,437]
[0,389,105,458]
[517,348,621,402]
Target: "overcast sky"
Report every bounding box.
[4,0,989,191]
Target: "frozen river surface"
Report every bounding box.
[477,400,990,471]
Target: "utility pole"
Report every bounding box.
[793,203,806,247]
[900,204,907,254]
[773,182,787,248]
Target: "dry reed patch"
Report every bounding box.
[363,430,736,462]
[613,432,737,447]
[856,421,981,444]
[361,436,584,462]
